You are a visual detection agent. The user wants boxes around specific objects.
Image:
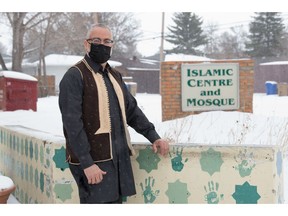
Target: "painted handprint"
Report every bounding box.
[204,181,224,204]
[169,146,188,172]
[140,176,160,203]
[234,149,256,177]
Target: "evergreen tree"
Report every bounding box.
[165,12,207,55]
[245,12,285,57]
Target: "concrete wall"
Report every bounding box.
[0,125,285,204]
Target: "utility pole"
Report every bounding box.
[93,13,99,23]
[159,12,165,95]
[159,12,165,62]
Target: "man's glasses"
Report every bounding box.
[86,38,114,46]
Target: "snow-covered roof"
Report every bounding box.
[42,54,83,66]
[260,61,288,66]
[127,67,159,71]
[108,60,122,67]
[0,70,37,81]
[5,59,37,69]
[164,53,213,62]
[32,54,122,67]
[139,59,158,65]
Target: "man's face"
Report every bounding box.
[84,27,114,53]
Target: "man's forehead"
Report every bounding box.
[90,27,112,37]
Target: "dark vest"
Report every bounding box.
[65,59,133,164]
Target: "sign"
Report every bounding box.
[181,63,239,111]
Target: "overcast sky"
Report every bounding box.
[1,0,285,12]
[0,12,254,57]
[1,1,287,57]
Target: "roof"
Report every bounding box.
[112,56,160,74]
[260,61,288,66]
[164,53,213,61]
[0,70,37,81]
[32,54,122,67]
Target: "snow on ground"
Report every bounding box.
[155,93,288,146]
[0,93,288,146]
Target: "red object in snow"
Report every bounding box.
[0,71,38,111]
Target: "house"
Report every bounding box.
[114,55,160,94]
[254,61,288,93]
[23,54,122,94]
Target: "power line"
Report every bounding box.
[137,13,288,42]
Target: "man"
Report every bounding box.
[58,23,169,204]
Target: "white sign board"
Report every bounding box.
[181,63,239,111]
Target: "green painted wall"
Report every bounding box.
[0,126,284,204]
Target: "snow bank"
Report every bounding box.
[0,93,288,147]
[0,175,14,190]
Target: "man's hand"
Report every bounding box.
[84,164,107,184]
[152,138,169,157]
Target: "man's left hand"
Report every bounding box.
[152,138,169,157]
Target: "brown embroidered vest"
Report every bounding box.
[65,59,134,165]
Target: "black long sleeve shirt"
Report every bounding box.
[59,57,161,169]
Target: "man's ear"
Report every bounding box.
[84,40,90,53]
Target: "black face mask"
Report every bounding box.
[89,44,111,64]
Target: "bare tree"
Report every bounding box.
[4,12,142,73]
[203,22,220,58]
[217,26,248,59]
[279,24,288,57]
[0,42,8,70]
[98,12,142,58]
[36,13,62,96]
[47,12,142,58]
[48,12,93,55]
[5,12,49,71]
[0,53,8,70]
[0,41,7,54]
